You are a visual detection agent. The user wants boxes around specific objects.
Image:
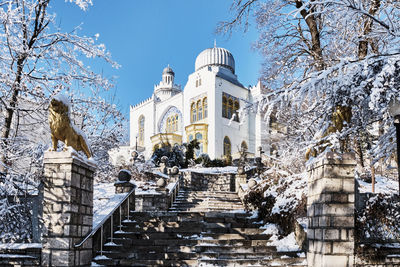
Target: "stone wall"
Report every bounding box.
[182,171,235,191]
[41,151,95,267]
[307,152,356,267]
[135,180,180,211]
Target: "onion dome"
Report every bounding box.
[195,47,235,73]
[163,65,175,76]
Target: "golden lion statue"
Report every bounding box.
[49,97,92,158]
[305,105,352,160]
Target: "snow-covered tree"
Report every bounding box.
[0,0,125,242]
[220,0,400,170]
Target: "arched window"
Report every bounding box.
[197,100,203,121]
[171,116,175,132]
[234,100,240,122]
[189,134,193,141]
[175,115,179,131]
[203,97,208,118]
[166,117,171,133]
[138,115,145,146]
[241,141,248,151]
[223,136,231,156]
[195,133,203,156]
[222,96,227,118]
[227,98,233,119]
[191,102,197,122]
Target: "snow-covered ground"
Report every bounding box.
[357,175,398,194]
[181,166,237,174]
[260,223,301,252]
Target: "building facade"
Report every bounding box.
[129,46,269,160]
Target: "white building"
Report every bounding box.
[129,46,270,160]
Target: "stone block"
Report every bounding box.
[331,216,354,228]
[315,229,322,240]
[60,163,73,172]
[314,203,323,216]
[307,229,315,239]
[71,173,81,188]
[322,204,354,216]
[319,216,330,227]
[64,225,78,237]
[52,203,62,212]
[307,205,315,217]
[51,249,74,266]
[312,217,319,227]
[321,178,343,193]
[323,165,354,179]
[348,194,355,203]
[332,241,354,254]
[330,193,348,203]
[79,249,92,265]
[323,229,339,240]
[53,176,66,186]
[322,255,349,267]
[314,240,332,254]
[307,251,323,267]
[48,237,71,249]
[343,180,354,193]
[41,248,51,266]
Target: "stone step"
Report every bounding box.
[120,222,264,233]
[92,186,307,267]
[118,259,198,266]
[100,250,299,261]
[169,208,245,212]
[129,212,256,223]
[108,237,274,248]
[195,244,277,253]
[197,257,307,267]
[112,231,271,241]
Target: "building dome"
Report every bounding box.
[163,65,174,76]
[195,47,235,74]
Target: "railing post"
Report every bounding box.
[110,215,113,243]
[100,225,103,256]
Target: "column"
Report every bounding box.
[41,151,96,267]
[307,152,356,267]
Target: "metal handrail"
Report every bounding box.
[74,188,135,248]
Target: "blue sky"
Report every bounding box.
[50,1,262,116]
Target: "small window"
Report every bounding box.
[203,98,208,118]
[195,133,203,140]
[197,100,203,120]
[227,99,233,119]
[138,115,145,146]
[175,115,179,131]
[234,101,240,122]
[222,96,227,118]
[241,141,248,151]
[191,103,197,122]
[223,136,231,156]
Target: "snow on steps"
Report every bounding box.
[92,188,306,266]
[0,243,42,266]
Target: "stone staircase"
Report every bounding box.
[93,188,306,266]
[170,189,245,212]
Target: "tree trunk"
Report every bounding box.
[296,0,325,71]
[358,0,381,59]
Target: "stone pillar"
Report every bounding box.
[42,151,96,267]
[235,174,247,193]
[307,152,356,267]
[114,169,136,194]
